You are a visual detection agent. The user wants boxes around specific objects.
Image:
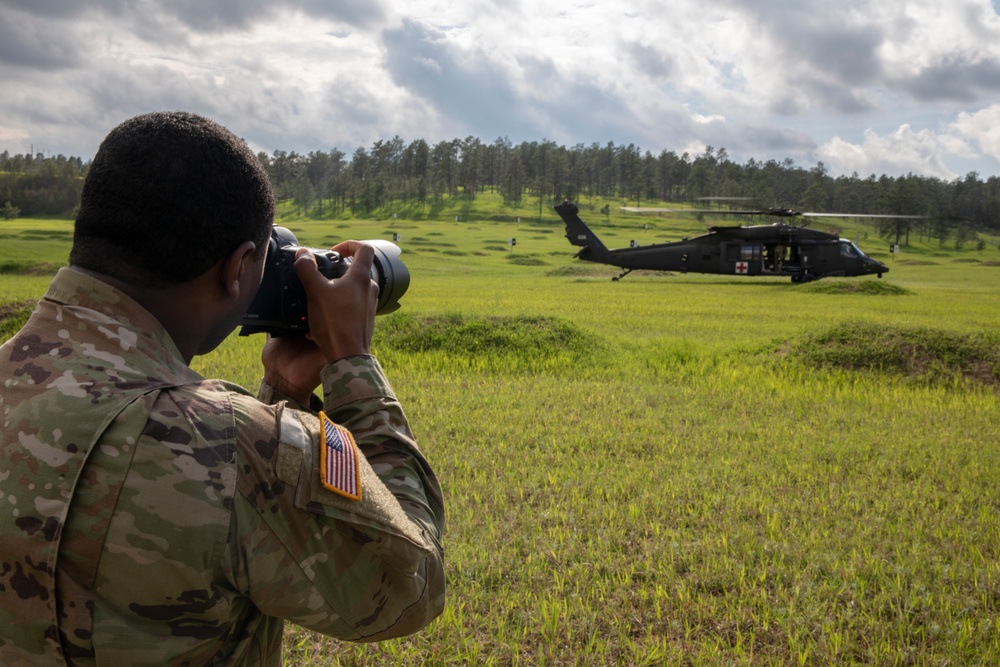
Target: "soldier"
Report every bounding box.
[0,112,445,665]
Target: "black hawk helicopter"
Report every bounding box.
[554,199,910,283]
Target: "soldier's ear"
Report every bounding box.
[222,240,257,299]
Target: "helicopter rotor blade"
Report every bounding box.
[624,202,970,225]
[624,206,794,216]
[620,207,709,214]
[800,212,928,219]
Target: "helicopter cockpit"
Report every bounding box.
[839,240,866,258]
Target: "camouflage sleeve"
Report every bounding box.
[229,355,445,641]
[256,355,444,541]
[320,355,445,543]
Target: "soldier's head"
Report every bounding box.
[71,111,275,287]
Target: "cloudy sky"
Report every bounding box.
[4,0,1000,180]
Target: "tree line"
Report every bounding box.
[4,141,1000,247]
[0,151,86,218]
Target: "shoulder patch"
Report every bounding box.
[319,411,361,501]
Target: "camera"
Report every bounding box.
[239,226,409,337]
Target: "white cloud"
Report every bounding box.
[950,104,1000,161]
[686,107,726,125]
[874,0,1000,77]
[817,125,957,179]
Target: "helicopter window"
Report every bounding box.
[740,245,761,261]
[839,241,862,258]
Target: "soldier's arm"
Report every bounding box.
[319,355,444,539]
[234,356,445,640]
[257,355,443,545]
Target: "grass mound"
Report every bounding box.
[374,312,601,359]
[0,299,37,341]
[782,321,999,386]
[0,260,63,276]
[19,229,72,239]
[406,237,457,247]
[545,264,614,277]
[506,254,548,266]
[801,280,913,296]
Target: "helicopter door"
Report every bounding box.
[723,243,761,275]
[765,244,789,273]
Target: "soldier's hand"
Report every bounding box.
[261,334,325,406]
[294,242,379,363]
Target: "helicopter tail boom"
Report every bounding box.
[555,201,612,262]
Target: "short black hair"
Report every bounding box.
[71,111,275,286]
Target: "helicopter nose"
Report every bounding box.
[863,258,888,276]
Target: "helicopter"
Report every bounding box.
[554,199,899,283]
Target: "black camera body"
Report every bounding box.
[239,226,409,337]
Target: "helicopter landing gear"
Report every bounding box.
[791,271,816,284]
[614,268,633,281]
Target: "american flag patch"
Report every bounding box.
[319,412,361,501]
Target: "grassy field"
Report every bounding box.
[2,196,999,665]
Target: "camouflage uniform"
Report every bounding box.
[0,267,446,666]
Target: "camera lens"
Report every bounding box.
[364,240,410,314]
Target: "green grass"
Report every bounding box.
[785,322,1000,386]
[3,197,1000,665]
[0,219,73,267]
